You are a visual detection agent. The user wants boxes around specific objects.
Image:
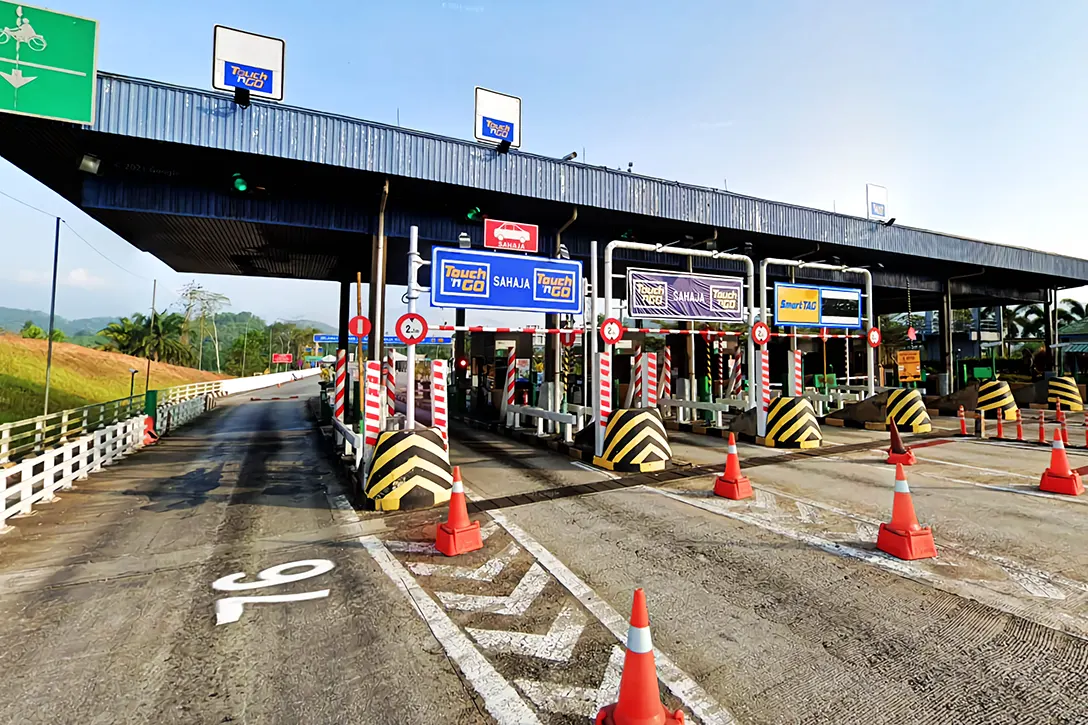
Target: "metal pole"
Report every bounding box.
[42,217,61,416]
[589,240,599,425]
[406,226,420,429]
[144,279,157,395]
[686,257,696,404]
[370,181,390,425]
[240,316,249,375]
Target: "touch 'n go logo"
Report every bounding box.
[441,260,490,297]
[533,268,576,302]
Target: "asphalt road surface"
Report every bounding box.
[2,388,1087,724]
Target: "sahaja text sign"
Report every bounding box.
[627,269,744,322]
[431,248,582,314]
[774,283,861,329]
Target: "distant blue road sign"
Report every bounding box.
[312,333,453,346]
[431,248,583,314]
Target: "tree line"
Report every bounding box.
[14,282,327,378]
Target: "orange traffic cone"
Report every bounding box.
[435,466,483,556]
[714,433,752,500]
[142,416,159,446]
[1016,409,1024,442]
[1038,411,1046,444]
[1039,430,1084,496]
[886,419,916,466]
[957,405,967,436]
[876,464,937,560]
[596,589,685,725]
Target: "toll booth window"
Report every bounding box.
[821,295,859,320]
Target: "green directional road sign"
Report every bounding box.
[0,1,97,124]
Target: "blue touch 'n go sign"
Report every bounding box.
[224,61,273,93]
[430,248,583,314]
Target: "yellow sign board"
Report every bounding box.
[775,286,820,325]
[897,350,921,382]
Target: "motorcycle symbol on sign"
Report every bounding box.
[0,6,47,51]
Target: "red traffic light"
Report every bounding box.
[457,357,469,368]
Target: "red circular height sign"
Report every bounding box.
[867,327,882,348]
[751,321,770,346]
[600,318,624,345]
[559,330,576,348]
[348,315,371,338]
[396,313,428,345]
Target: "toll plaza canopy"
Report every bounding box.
[4,71,1088,314]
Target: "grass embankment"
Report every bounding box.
[0,333,228,424]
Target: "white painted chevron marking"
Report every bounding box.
[753,489,780,513]
[795,501,821,523]
[437,562,549,615]
[1002,567,1066,600]
[467,602,588,662]
[385,520,499,554]
[855,522,880,542]
[515,645,623,717]
[409,542,520,581]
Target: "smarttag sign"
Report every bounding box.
[627,269,744,322]
[774,283,861,329]
[431,248,582,314]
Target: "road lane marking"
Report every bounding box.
[489,509,738,725]
[516,645,624,716]
[328,493,541,723]
[651,487,1088,636]
[435,562,550,615]
[360,535,543,725]
[467,602,588,662]
[572,460,620,479]
[409,542,520,581]
[910,454,1037,479]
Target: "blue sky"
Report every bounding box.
[1,0,1086,327]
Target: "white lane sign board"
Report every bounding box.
[213,25,284,101]
[475,86,521,149]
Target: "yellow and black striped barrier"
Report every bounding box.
[365,428,453,511]
[762,397,821,449]
[1048,376,1083,412]
[593,408,672,472]
[976,380,1017,420]
[885,388,932,433]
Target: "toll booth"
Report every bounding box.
[467,331,534,420]
[613,332,646,404]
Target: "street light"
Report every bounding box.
[128,368,138,398]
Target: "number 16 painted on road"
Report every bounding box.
[212,559,335,625]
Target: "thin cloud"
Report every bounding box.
[14,267,106,289]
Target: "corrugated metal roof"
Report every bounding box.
[91,72,1088,283]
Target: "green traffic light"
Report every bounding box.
[232,173,247,192]
[466,206,482,221]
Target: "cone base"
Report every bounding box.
[876,522,937,560]
[596,702,685,725]
[714,474,752,500]
[1039,470,1084,496]
[885,449,916,466]
[435,520,483,557]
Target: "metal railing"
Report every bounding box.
[160,381,225,404]
[0,395,147,465]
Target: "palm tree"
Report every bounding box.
[1058,298,1086,328]
[142,312,194,365]
[1011,304,1044,339]
[98,315,147,354]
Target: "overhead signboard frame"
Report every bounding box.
[212,25,285,101]
[774,282,862,329]
[626,268,745,322]
[430,247,582,314]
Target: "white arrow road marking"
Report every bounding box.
[515,645,624,717]
[1,68,36,89]
[385,520,499,554]
[1001,567,1066,600]
[409,542,520,581]
[467,602,588,662]
[437,562,550,615]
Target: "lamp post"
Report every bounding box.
[128,367,138,414]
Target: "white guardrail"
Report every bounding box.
[506,405,578,444]
[1,368,320,532]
